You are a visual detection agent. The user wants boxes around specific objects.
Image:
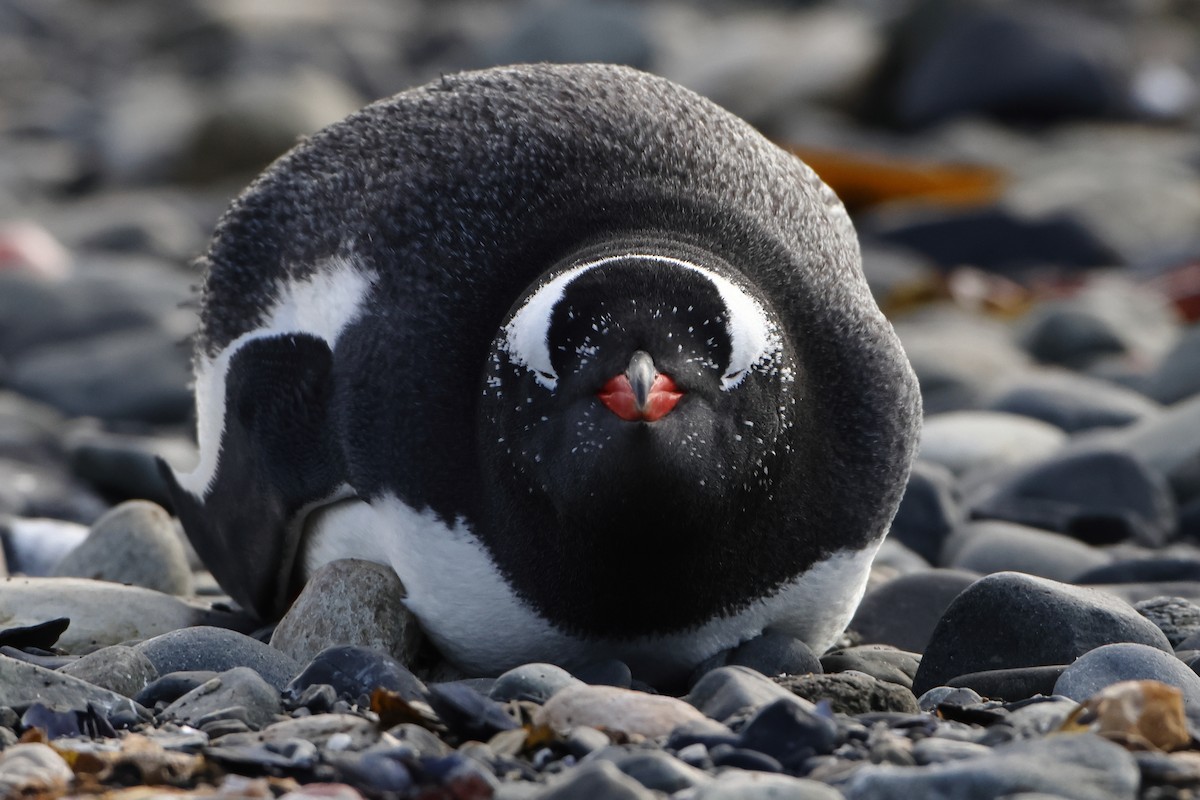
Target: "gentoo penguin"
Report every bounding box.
[161,63,921,683]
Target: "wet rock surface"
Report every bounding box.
[4,0,1200,797]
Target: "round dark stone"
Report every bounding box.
[913,571,1172,695]
[284,645,426,703]
[945,665,1066,702]
[888,460,961,564]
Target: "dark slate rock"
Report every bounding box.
[664,719,739,752]
[686,666,812,723]
[284,645,426,703]
[778,672,919,715]
[709,744,784,773]
[606,749,710,793]
[1019,305,1130,369]
[574,658,633,689]
[1104,395,1200,505]
[726,633,821,678]
[986,370,1160,433]
[944,520,1112,581]
[1094,582,1200,606]
[850,569,979,653]
[820,646,920,690]
[565,725,610,758]
[0,655,146,715]
[489,663,582,704]
[969,445,1177,548]
[737,698,839,770]
[1134,596,1200,647]
[283,645,426,708]
[426,682,519,742]
[133,671,219,709]
[1148,324,1200,404]
[863,206,1118,274]
[945,665,1065,702]
[1054,643,1200,714]
[269,559,421,667]
[135,626,300,691]
[866,0,1127,128]
[1075,558,1200,584]
[52,500,192,595]
[327,749,414,795]
[913,571,1172,695]
[842,733,1138,800]
[160,667,282,731]
[888,460,961,564]
[0,618,70,650]
[538,760,657,800]
[65,428,193,513]
[59,645,158,699]
[8,326,193,424]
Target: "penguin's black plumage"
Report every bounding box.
[162,63,921,682]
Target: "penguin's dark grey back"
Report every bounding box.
[195,62,919,549]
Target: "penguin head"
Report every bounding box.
[479,244,799,539]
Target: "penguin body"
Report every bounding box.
[163,64,921,682]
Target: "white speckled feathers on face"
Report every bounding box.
[164,63,920,630]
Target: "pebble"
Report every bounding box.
[919,411,1066,477]
[850,569,979,653]
[887,460,961,563]
[601,747,711,793]
[136,626,300,691]
[693,771,845,800]
[574,658,634,689]
[134,670,219,709]
[0,576,224,652]
[705,631,822,678]
[686,666,814,723]
[1148,322,1200,405]
[161,666,283,731]
[842,732,1138,800]
[820,645,921,690]
[968,444,1177,548]
[426,681,519,741]
[778,672,919,715]
[284,645,426,703]
[943,520,1112,581]
[489,662,583,704]
[270,558,421,667]
[0,743,74,797]
[736,697,839,770]
[1134,595,1200,647]
[537,760,656,800]
[985,369,1160,433]
[52,500,193,595]
[59,644,159,698]
[1054,643,1200,712]
[946,666,1065,702]
[0,654,146,715]
[914,571,1172,694]
[535,684,710,738]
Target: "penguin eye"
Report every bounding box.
[537,371,554,381]
[724,369,746,382]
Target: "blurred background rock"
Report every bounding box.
[1,0,1199,526]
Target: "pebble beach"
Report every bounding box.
[3,0,1200,798]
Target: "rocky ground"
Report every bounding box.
[3,0,1200,797]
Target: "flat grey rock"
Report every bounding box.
[270,558,420,667]
[686,666,814,723]
[59,645,159,698]
[52,500,193,595]
[0,577,218,652]
[0,654,147,714]
[161,666,282,731]
[537,760,657,800]
[842,732,1138,800]
[1054,642,1200,714]
[694,771,844,800]
[137,626,300,691]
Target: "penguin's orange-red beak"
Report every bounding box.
[597,351,683,422]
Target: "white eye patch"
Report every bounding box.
[500,253,782,391]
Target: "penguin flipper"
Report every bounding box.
[159,333,348,619]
